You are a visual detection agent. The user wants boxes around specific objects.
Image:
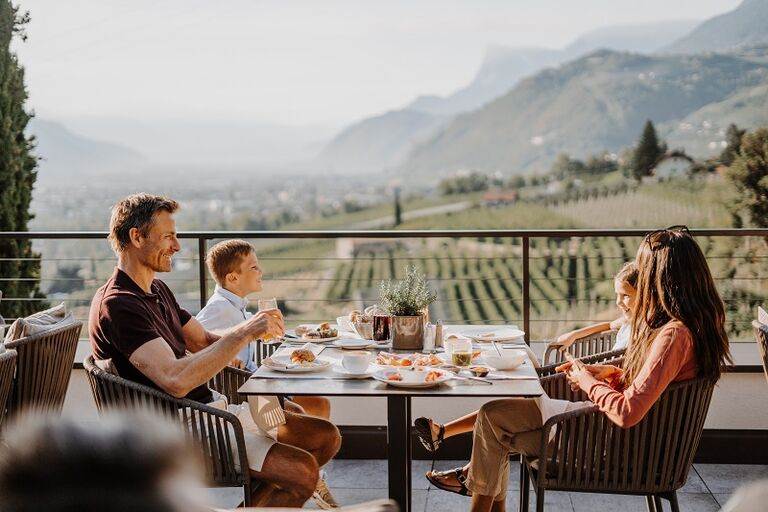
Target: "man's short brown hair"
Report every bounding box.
[108,194,179,254]
[206,239,256,286]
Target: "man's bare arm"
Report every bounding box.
[182,317,221,353]
[130,310,283,398]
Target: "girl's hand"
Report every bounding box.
[562,353,591,391]
[587,364,622,382]
[554,331,580,352]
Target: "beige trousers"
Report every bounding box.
[465,397,589,501]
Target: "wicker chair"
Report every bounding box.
[520,370,716,512]
[752,320,768,384]
[0,349,18,429]
[4,321,82,415]
[83,355,257,505]
[543,329,618,366]
[209,365,252,404]
[256,339,281,367]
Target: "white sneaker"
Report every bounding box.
[312,476,339,509]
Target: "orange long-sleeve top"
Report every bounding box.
[583,320,698,428]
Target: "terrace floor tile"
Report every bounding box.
[694,464,768,494]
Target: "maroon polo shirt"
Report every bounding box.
[89,268,213,403]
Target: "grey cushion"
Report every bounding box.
[3,303,75,343]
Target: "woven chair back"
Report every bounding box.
[83,355,252,499]
[4,321,81,415]
[256,340,280,367]
[208,365,252,404]
[752,320,768,384]
[539,375,715,494]
[544,330,618,366]
[0,349,18,429]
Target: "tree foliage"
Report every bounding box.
[727,128,768,228]
[0,1,45,319]
[631,120,666,180]
[719,123,746,166]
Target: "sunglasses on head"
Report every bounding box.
[644,225,690,250]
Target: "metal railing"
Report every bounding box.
[2,228,768,350]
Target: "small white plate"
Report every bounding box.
[263,355,333,373]
[332,365,375,379]
[468,329,525,343]
[333,339,374,350]
[293,334,340,344]
[372,368,451,388]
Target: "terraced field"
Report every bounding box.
[318,181,765,341]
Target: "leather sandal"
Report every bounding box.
[426,467,472,496]
[414,417,444,453]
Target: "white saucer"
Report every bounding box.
[333,339,374,350]
[332,365,375,379]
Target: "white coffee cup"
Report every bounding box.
[342,351,372,374]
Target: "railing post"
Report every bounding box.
[522,236,530,344]
[198,237,208,309]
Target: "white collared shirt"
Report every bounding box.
[196,286,256,372]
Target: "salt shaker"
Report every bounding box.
[434,320,444,348]
[423,322,435,352]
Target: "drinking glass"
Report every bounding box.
[373,315,392,343]
[451,337,473,366]
[257,298,280,341]
[258,298,278,311]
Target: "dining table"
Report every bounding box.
[238,332,544,512]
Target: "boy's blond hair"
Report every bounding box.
[206,240,255,286]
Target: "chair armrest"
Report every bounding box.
[542,329,618,366]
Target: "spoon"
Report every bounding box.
[491,340,503,357]
[439,365,493,385]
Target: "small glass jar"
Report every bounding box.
[450,337,473,366]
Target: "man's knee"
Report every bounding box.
[318,420,341,457]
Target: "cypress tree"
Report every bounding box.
[0,1,45,319]
[631,120,665,180]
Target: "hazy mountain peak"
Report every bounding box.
[663,0,768,54]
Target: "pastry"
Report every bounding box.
[291,349,316,365]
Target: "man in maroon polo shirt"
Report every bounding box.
[89,194,340,508]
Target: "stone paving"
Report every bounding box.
[303,460,768,511]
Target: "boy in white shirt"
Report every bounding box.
[197,239,337,508]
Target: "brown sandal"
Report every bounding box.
[426,467,472,496]
[414,417,444,453]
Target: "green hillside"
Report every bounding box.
[664,81,768,157]
[320,179,763,341]
[401,50,768,176]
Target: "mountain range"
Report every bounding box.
[318,0,768,177]
[316,20,699,174]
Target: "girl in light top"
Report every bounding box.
[554,260,638,352]
[414,261,638,454]
[427,228,731,512]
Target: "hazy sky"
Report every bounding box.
[14,0,742,127]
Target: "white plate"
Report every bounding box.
[332,365,375,379]
[292,324,340,343]
[291,334,340,344]
[466,329,525,343]
[263,355,333,373]
[333,339,374,350]
[372,368,451,388]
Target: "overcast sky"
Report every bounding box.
[14,0,742,127]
